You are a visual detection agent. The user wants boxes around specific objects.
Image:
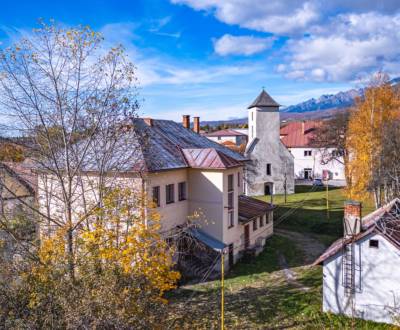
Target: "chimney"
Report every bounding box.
[193,116,200,134]
[182,115,190,129]
[144,117,153,126]
[302,121,305,135]
[344,201,362,238]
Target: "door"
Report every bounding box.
[228,244,234,268]
[244,225,250,249]
[264,183,272,195]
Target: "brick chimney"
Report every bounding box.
[182,115,190,129]
[193,116,200,134]
[302,121,305,135]
[344,201,362,238]
[144,117,153,126]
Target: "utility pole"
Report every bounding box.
[326,181,329,219]
[220,251,225,330]
[283,162,287,204]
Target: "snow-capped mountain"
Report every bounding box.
[282,77,399,114]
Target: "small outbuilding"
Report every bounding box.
[314,199,400,325]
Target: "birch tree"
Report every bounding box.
[346,74,400,207]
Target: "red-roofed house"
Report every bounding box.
[280,121,345,182]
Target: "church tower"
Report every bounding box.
[245,89,294,196]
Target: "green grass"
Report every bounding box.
[257,185,375,243]
[168,234,389,329]
[167,186,389,329]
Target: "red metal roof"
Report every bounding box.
[181,148,242,169]
[238,195,274,223]
[280,121,321,148]
[205,129,247,137]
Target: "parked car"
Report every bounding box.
[313,178,324,186]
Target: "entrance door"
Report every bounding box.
[244,225,250,249]
[228,244,234,268]
[304,168,312,180]
[264,183,271,195]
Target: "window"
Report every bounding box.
[218,136,221,140]
[259,216,264,227]
[228,210,234,228]
[253,218,258,231]
[266,163,271,176]
[228,174,234,191]
[166,184,175,204]
[178,182,187,201]
[304,150,312,157]
[152,186,160,207]
[227,174,234,228]
[369,239,379,248]
[237,172,241,187]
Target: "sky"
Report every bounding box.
[0,0,399,121]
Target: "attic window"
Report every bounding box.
[369,239,379,248]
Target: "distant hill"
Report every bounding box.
[201,78,400,127]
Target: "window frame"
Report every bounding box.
[152,186,160,207]
[228,210,234,229]
[369,239,379,248]
[304,150,312,157]
[253,218,258,231]
[266,163,272,176]
[259,215,264,227]
[178,181,187,201]
[165,184,175,204]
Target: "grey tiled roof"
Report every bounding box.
[129,118,247,172]
[248,90,280,109]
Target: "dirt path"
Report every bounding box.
[275,228,326,265]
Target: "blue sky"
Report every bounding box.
[1,0,399,121]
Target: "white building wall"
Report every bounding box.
[323,233,400,325]
[246,106,295,196]
[289,147,346,181]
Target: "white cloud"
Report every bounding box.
[171,0,320,35]
[280,12,400,81]
[213,34,274,56]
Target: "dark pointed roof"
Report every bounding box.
[248,89,279,109]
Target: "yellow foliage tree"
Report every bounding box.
[2,188,180,328]
[346,75,400,205]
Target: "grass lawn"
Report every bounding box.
[257,185,376,245]
[167,185,389,329]
[168,235,390,329]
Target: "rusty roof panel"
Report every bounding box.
[182,148,242,169]
[238,195,274,223]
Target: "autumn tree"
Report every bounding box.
[0,188,180,328]
[0,21,142,279]
[346,74,400,207]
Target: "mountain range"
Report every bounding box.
[201,77,400,127]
